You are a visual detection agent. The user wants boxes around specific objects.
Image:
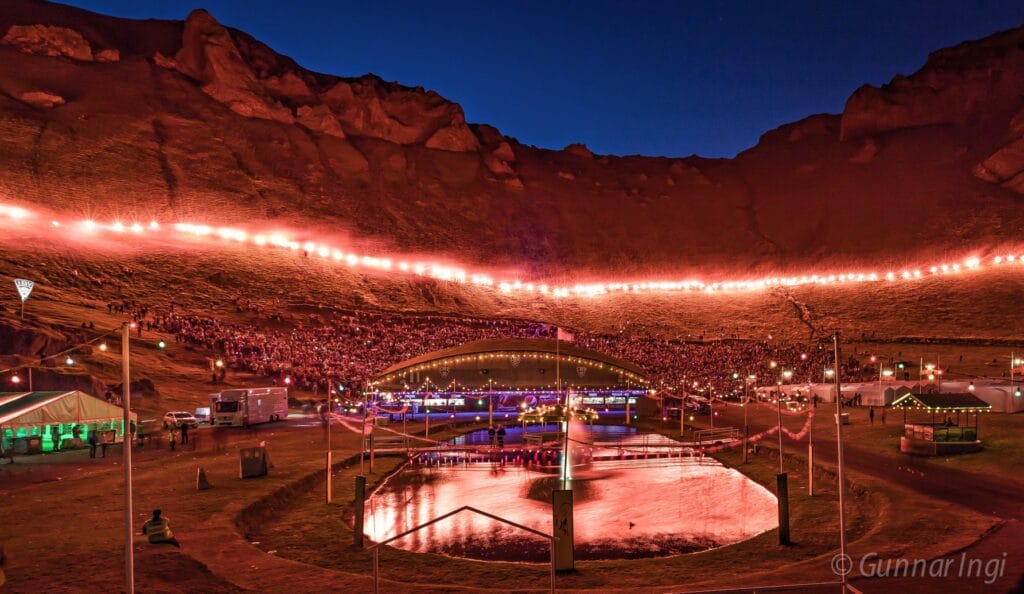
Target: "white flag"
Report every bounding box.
[14,279,34,301]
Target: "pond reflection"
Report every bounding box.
[365,432,777,561]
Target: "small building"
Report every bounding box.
[0,391,136,454]
[890,392,991,456]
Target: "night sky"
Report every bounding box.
[64,0,1024,158]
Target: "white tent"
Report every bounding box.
[0,391,136,453]
[762,379,1024,412]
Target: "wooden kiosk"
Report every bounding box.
[890,392,991,456]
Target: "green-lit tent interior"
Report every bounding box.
[0,391,136,454]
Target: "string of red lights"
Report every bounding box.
[2,201,1021,299]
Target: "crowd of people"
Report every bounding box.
[116,300,877,397]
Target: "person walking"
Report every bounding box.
[880,407,887,425]
[487,426,496,448]
[496,425,506,449]
[87,429,98,458]
[141,509,180,548]
[869,406,875,426]
[168,428,177,452]
[180,423,189,445]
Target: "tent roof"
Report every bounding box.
[890,392,992,411]
[374,338,646,385]
[0,391,136,427]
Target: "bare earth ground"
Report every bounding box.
[0,399,1012,593]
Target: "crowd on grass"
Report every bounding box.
[113,300,888,398]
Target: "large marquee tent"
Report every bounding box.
[0,391,135,454]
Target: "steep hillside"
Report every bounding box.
[0,0,1022,280]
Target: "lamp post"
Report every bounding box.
[743,375,755,464]
[708,383,714,430]
[778,369,793,473]
[833,332,848,591]
[326,381,333,503]
[488,378,494,428]
[121,322,134,594]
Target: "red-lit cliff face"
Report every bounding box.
[0,0,1022,280]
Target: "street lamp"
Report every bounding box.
[778,369,793,473]
[743,374,756,464]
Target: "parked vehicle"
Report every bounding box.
[193,407,211,424]
[162,411,199,429]
[211,387,288,427]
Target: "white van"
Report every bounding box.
[212,387,289,427]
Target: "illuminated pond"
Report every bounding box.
[363,428,778,561]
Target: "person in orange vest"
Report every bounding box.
[168,428,177,452]
[141,509,179,548]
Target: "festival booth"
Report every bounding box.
[891,392,991,456]
[0,391,136,454]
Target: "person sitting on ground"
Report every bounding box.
[141,509,180,548]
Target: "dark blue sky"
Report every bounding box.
[66,0,1024,157]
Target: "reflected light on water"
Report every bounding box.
[365,456,777,561]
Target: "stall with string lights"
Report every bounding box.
[890,392,991,455]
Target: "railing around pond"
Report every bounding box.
[367,505,556,593]
[694,427,741,450]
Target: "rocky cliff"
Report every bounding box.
[0,0,1022,278]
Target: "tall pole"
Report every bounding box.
[557,332,570,490]
[488,379,494,428]
[833,332,848,589]
[743,379,750,464]
[680,395,686,438]
[918,357,923,394]
[807,411,814,496]
[368,391,375,473]
[776,386,784,474]
[326,381,332,503]
[709,384,714,429]
[28,367,32,392]
[122,323,134,594]
[360,390,366,474]
[556,334,562,403]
